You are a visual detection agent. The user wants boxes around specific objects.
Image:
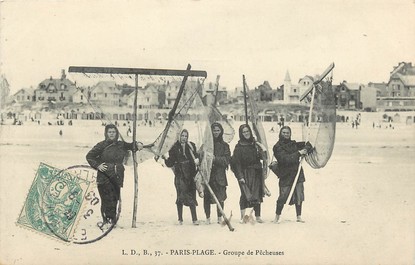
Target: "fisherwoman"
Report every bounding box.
[204,122,231,225]
[163,129,200,225]
[86,124,143,226]
[272,126,311,223]
[231,124,265,224]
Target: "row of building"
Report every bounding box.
[2,62,415,116]
[230,62,415,111]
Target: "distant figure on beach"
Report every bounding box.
[162,129,200,225]
[270,127,275,133]
[86,124,143,228]
[272,126,312,224]
[230,124,265,224]
[59,130,63,136]
[204,122,231,225]
[127,127,132,137]
[352,121,355,128]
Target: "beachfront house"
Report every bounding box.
[283,71,301,104]
[334,81,362,110]
[89,81,121,107]
[10,88,35,103]
[34,70,77,103]
[376,62,415,111]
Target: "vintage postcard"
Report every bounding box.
[1,1,414,265]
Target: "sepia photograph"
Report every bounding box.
[0,1,414,264]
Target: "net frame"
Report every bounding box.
[67,64,207,228]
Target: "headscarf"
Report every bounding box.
[278,126,292,144]
[211,122,224,143]
[104,124,119,143]
[238,124,255,144]
[178,129,189,143]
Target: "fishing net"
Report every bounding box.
[67,68,207,164]
[301,74,336,169]
[205,75,235,143]
[207,105,235,144]
[243,79,271,196]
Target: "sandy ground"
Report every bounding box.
[0,113,414,265]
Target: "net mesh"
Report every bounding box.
[301,79,336,169]
[244,81,270,184]
[207,105,235,143]
[67,71,206,164]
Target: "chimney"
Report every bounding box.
[61,69,66,80]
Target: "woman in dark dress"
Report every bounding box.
[164,129,200,225]
[86,124,143,226]
[231,124,265,224]
[272,126,310,223]
[204,122,231,225]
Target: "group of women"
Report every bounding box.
[87,123,311,227]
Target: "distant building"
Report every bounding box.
[164,80,202,108]
[72,89,88,104]
[360,85,377,111]
[297,75,318,99]
[89,81,121,107]
[283,71,301,104]
[118,84,137,107]
[257,81,278,101]
[10,88,35,103]
[34,70,77,103]
[387,62,415,97]
[377,62,415,111]
[334,81,363,110]
[204,81,228,105]
[368,82,388,97]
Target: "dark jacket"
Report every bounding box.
[86,124,135,188]
[231,140,264,202]
[86,140,134,187]
[273,140,306,187]
[210,137,231,187]
[165,141,198,178]
[165,140,199,206]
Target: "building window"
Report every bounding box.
[94,93,96,98]
[27,96,30,100]
[397,85,400,90]
[105,93,107,98]
[81,95,83,100]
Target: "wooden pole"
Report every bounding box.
[242,75,248,124]
[213,75,220,106]
[154,64,191,160]
[286,63,335,205]
[132,74,139,228]
[285,83,316,205]
[68,66,207,78]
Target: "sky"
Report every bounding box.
[1,0,414,94]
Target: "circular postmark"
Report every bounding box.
[39,165,121,244]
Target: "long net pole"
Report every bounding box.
[132,74,139,228]
[285,84,316,205]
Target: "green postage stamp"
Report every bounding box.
[16,163,92,242]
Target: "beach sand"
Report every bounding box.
[0,114,414,265]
